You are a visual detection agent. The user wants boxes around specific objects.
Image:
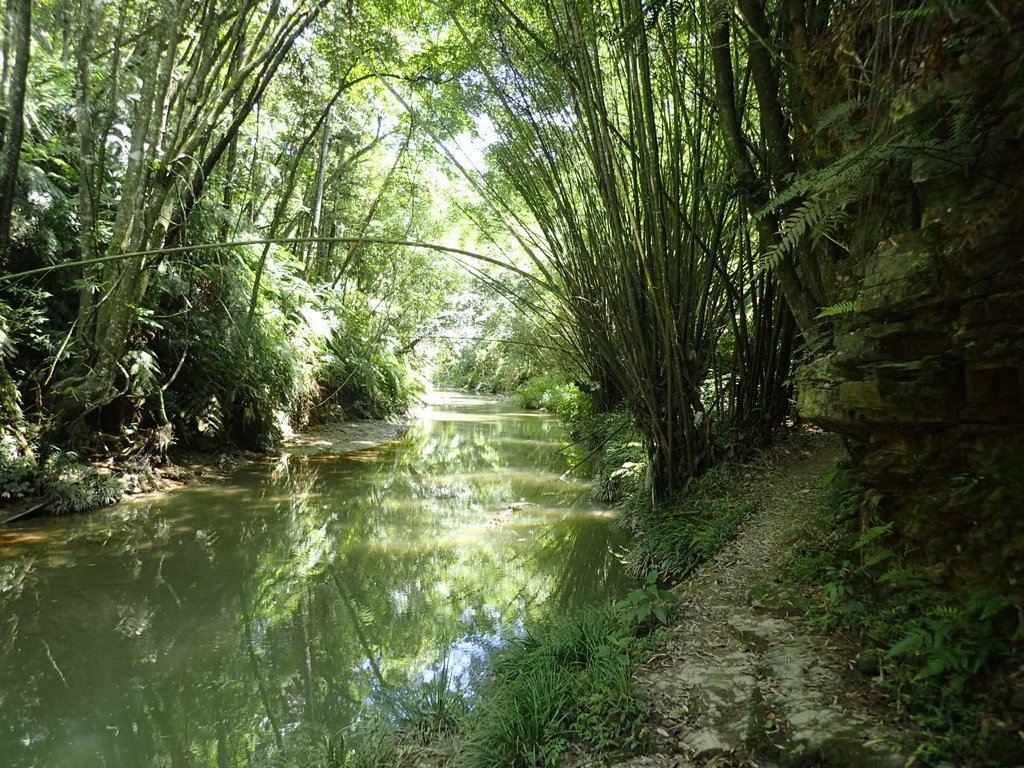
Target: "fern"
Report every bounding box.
[814,98,865,136]
[816,300,857,319]
[862,548,895,568]
[753,130,941,272]
[882,5,946,21]
[852,521,894,550]
[765,197,828,267]
[887,626,930,659]
[877,567,926,586]
[974,594,1012,622]
[761,186,856,268]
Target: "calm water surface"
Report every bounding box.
[0,392,632,767]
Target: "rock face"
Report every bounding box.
[796,25,1024,589]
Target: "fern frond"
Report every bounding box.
[816,300,857,319]
[814,99,865,135]
[877,567,925,585]
[853,521,894,550]
[913,654,955,681]
[764,196,833,268]
[888,627,930,658]
[975,594,1012,621]
[755,131,939,222]
[863,548,895,568]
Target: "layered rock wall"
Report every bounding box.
[797,30,1024,588]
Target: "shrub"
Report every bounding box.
[40,449,124,514]
[0,439,39,501]
[514,373,591,423]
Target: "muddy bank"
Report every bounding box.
[279,420,409,458]
[134,419,410,494]
[0,419,410,523]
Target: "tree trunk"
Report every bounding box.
[0,0,31,266]
[55,1,322,431]
[304,107,332,279]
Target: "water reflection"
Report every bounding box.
[0,393,632,767]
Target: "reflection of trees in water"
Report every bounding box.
[533,516,634,613]
[0,404,628,766]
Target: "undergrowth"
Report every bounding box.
[785,471,1024,767]
[0,441,124,516]
[459,583,674,767]
[619,468,754,582]
[283,584,676,768]
[515,373,592,424]
[564,407,645,502]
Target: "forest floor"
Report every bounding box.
[572,430,920,768]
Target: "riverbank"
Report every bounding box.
[334,427,940,767]
[151,418,410,487]
[0,418,410,524]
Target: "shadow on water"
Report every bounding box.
[0,392,633,767]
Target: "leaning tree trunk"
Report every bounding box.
[54,0,323,432]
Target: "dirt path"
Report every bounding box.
[580,431,918,768]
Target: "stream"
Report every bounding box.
[0,392,632,767]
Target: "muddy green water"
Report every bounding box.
[0,393,632,767]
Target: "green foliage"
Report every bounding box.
[39,449,124,515]
[815,300,858,319]
[269,726,347,768]
[321,595,658,768]
[312,297,419,422]
[151,240,421,451]
[0,439,124,515]
[432,276,564,398]
[153,249,298,451]
[614,571,679,630]
[340,724,405,768]
[394,662,468,738]
[0,445,38,500]
[619,469,753,581]
[459,604,650,767]
[571,408,646,502]
[764,191,855,269]
[785,476,1024,766]
[515,373,591,423]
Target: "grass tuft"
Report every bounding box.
[458,604,653,767]
[619,468,753,581]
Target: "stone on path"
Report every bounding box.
[575,434,918,768]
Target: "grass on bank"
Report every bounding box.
[269,582,676,768]
[617,468,754,582]
[267,375,757,767]
[784,471,1024,768]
